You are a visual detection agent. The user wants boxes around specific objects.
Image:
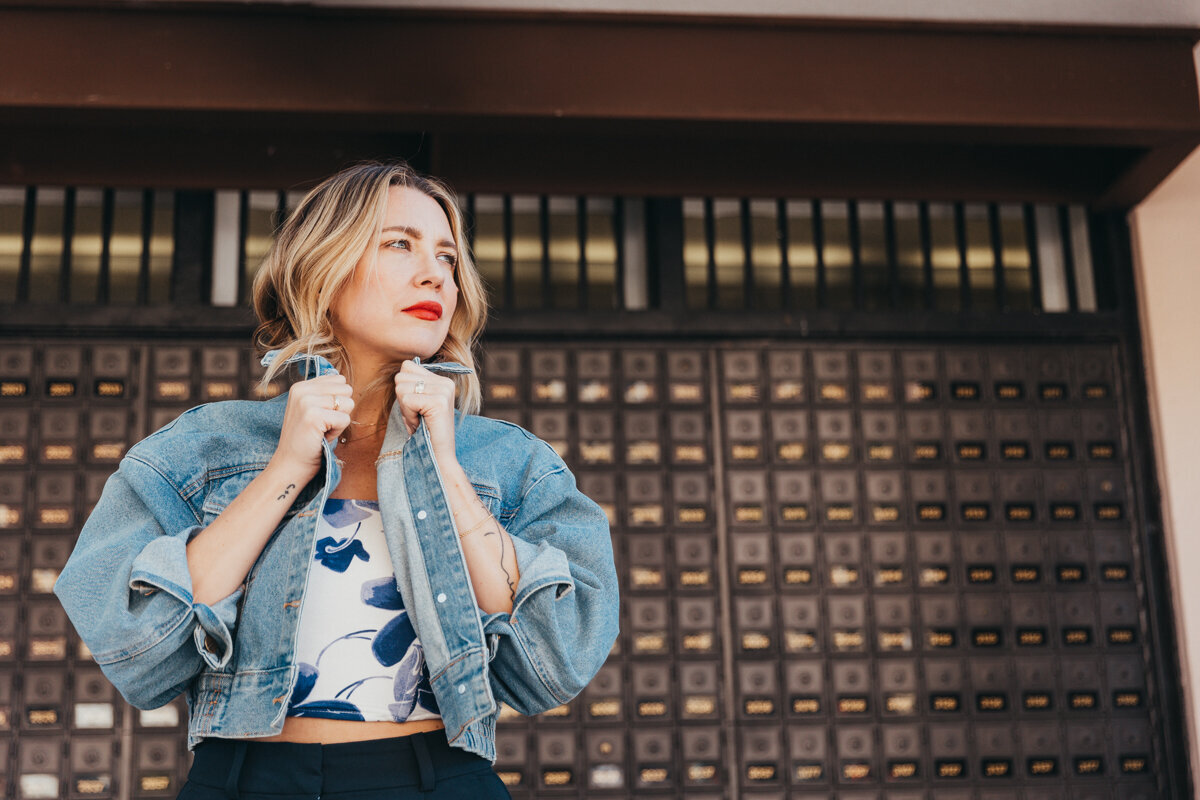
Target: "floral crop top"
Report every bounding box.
[286,499,441,723]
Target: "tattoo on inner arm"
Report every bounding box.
[485,528,518,604]
[276,483,296,501]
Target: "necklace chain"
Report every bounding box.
[337,420,383,445]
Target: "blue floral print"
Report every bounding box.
[287,501,439,723]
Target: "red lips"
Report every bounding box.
[403,301,443,321]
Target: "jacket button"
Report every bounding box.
[417,510,428,520]
[204,634,218,653]
[458,684,466,694]
[437,593,447,604]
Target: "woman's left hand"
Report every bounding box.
[395,360,458,464]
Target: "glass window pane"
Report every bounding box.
[147,190,175,305]
[69,189,104,304]
[510,195,541,310]
[927,202,960,311]
[584,197,618,312]
[998,203,1032,311]
[242,191,279,305]
[820,200,853,310]
[547,196,578,310]
[749,199,781,310]
[0,188,23,303]
[682,198,708,310]
[1069,205,1097,312]
[29,188,66,304]
[857,201,889,311]
[893,201,925,310]
[785,200,817,309]
[108,190,143,304]
[472,195,506,307]
[964,202,996,311]
[1035,204,1069,312]
[712,199,743,310]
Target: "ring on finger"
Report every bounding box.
[414,379,425,394]
[332,395,340,411]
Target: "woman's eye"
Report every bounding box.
[438,253,458,268]
[385,239,410,250]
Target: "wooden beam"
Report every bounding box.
[0,6,1196,138]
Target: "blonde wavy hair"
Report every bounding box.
[252,162,486,419]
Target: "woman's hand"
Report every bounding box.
[268,374,355,486]
[395,360,458,465]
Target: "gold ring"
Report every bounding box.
[332,396,340,411]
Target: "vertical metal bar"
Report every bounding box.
[703,197,717,310]
[613,196,627,311]
[988,202,1006,312]
[776,198,791,310]
[883,201,900,310]
[705,347,740,800]
[501,194,514,311]
[812,199,827,310]
[59,187,76,305]
[16,187,35,303]
[576,196,588,310]
[1057,204,1079,312]
[98,188,114,305]
[917,201,934,310]
[1023,203,1043,312]
[954,201,971,311]
[237,190,249,307]
[138,189,154,305]
[539,195,551,310]
[740,198,754,310]
[848,200,864,311]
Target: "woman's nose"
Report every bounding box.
[414,254,446,288]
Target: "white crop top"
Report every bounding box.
[286,499,441,724]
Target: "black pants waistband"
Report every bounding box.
[188,731,490,797]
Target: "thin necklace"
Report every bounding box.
[338,421,382,445]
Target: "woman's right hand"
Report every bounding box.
[267,374,355,485]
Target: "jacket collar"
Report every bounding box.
[260,349,475,379]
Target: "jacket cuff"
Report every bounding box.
[128,528,242,669]
[506,535,575,619]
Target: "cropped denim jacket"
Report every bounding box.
[54,351,620,761]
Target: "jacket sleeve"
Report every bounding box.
[479,447,620,716]
[53,455,243,709]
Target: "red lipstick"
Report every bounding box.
[403,301,443,321]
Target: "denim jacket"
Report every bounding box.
[54,351,620,761]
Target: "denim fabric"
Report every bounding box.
[54,350,620,761]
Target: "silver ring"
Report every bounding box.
[332,396,340,411]
[414,380,425,395]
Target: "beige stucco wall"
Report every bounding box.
[1130,141,1200,785]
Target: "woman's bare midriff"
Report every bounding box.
[260,717,446,743]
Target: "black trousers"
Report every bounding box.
[178,731,512,800]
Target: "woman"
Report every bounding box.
[54,162,620,799]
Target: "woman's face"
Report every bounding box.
[330,185,460,374]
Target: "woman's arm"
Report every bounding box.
[186,373,354,604]
[477,454,619,715]
[435,460,520,615]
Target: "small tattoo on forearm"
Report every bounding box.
[277,483,296,501]
[495,532,517,604]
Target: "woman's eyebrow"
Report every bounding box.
[381,225,456,250]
